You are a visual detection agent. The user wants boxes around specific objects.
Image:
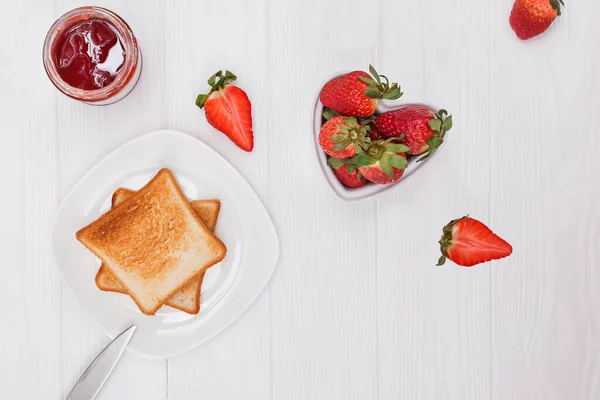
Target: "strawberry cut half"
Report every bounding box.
[437,216,513,267]
[196,70,254,152]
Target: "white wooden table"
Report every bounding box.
[2,0,599,399]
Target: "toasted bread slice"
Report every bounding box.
[95,188,221,314]
[77,169,227,315]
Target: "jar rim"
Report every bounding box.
[42,6,140,102]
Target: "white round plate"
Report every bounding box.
[312,71,451,203]
[51,130,279,359]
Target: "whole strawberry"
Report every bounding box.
[320,65,402,118]
[376,106,452,162]
[510,0,564,40]
[437,217,513,267]
[353,138,410,184]
[328,157,367,188]
[196,70,254,152]
[319,116,370,159]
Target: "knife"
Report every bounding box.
[66,325,136,400]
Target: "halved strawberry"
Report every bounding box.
[437,216,513,267]
[353,138,410,184]
[318,116,370,159]
[196,70,254,152]
[328,157,367,188]
[320,65,402,118]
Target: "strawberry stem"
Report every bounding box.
[416,109,453,163]
[196,70,237,109]
[550,0,564,15]
[359,65,403,101]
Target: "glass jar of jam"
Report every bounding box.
[43,7,142,105]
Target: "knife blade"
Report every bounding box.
[66,325,136,400]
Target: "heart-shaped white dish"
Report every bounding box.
[312,71,451,203]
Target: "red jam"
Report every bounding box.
[53,19,126,90]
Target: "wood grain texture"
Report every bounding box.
[163,1,272,399]
[489,1,600,399]
[0,1,63,399]
[376,1,492,399]
[1,0,600,399]
[266,0,379,398]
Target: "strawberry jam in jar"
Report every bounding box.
[43,7,141,105]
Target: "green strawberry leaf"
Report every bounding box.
[343,117,359,128]
[338,124,351,134]
[207,71,221,86]
[354,143,363,154]
[389,154,408,169]
[428,135,443,150]
[224,70,237,82]
[331,134,346,143]
[323,108,341,120]
[382,86,403,100]
[387,143,411,153]
[436,255,447,266]
[328,157,345,169]
[353,154,376,167]
[550,0,563,15]
[333,139,352,152]
[195,94,209,109]
[429,119,442,132]
[379,156,394,179]
[364,87,381,99]
[359,76,378,86]
[369,65,381,84]
[443,115,453,132]
[359,141,370,150]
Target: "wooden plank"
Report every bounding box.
[266,0,379,398]
[489,1,600,399]
[163,1,272,399]
[0,1,63,398]
[377,1,492,399]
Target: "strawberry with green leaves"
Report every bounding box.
[320,65,402,118]
[510,0,564,40]
[353,138,410,184]
[376,106,452,162]
[328,157,367,188]
[318,116,370,159]
[196,70,254,152]
[437,217,513,267]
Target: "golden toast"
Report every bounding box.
[77,168,227,315]
[95,188,221,314]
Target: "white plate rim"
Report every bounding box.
[51,129,280,359]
